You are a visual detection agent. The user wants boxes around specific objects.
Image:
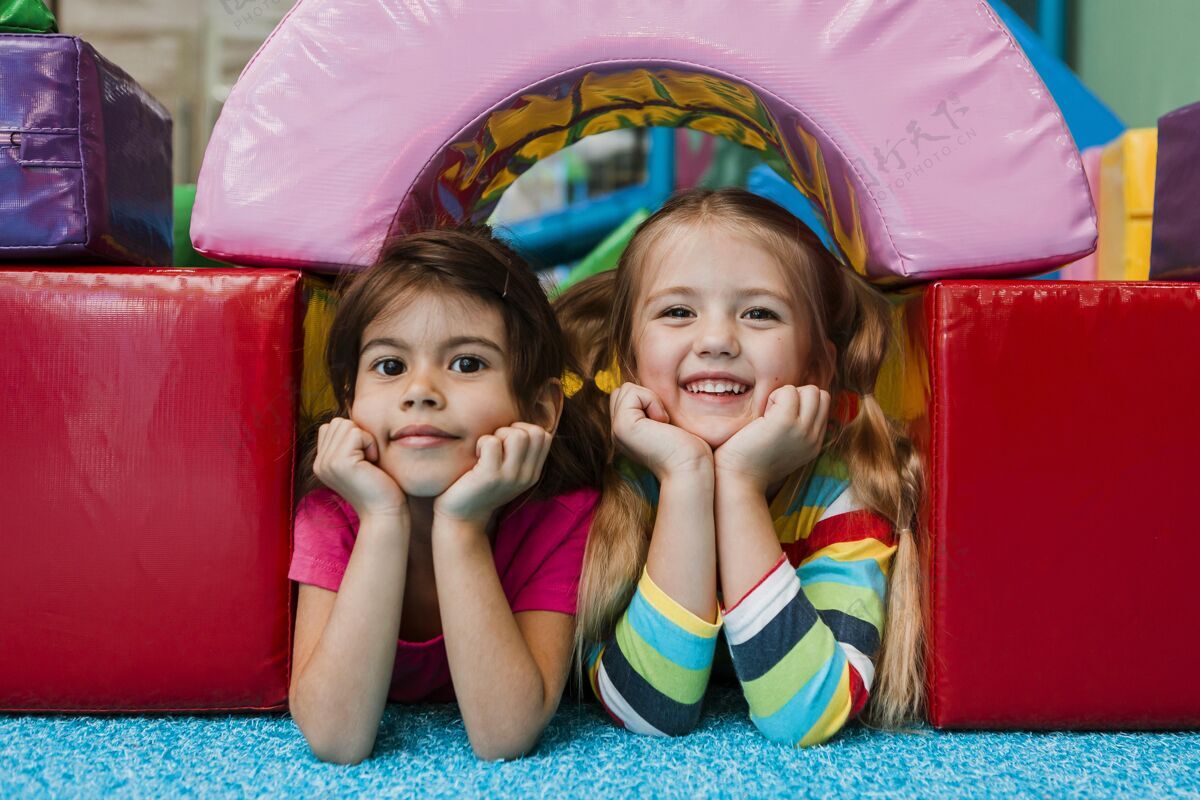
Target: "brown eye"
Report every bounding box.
[450,356,485,373]
[372,358,405,376]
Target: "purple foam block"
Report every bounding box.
[0,35,172,266]
[1149,101,1200,280]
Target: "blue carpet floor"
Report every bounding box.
[3,688,1198,799]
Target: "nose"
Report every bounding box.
[694,314,740,359]
[399,365,446,410]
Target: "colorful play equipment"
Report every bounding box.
[7,0,1200,731]
[501,0,1123,281]
[0,269,298,712]
[301,275,339,425]
[1150,102,1200,280]
[987,0,1123,152]
[1059,146,1103,281]
[890,281,1200,728]
[0,0,55,33]
[497,128,675,267]
[172,185,227,268]
[1096,129,1157,281]
[0,34,172,266]
[746,164,837,252]
[192,0,1096,284]
[552,208,650,297]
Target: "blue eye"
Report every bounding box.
[371,358,405,376]
[451,356,485,373]
[743,307,779,321]
[662,306,693,319]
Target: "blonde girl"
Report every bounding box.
[556,188,924,746]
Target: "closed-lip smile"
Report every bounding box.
[391,424,459,448]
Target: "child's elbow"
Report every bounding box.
[298,719,376,765]
[291,693,376,765]
[750,716,827,749]
[468,734,540,762]
[309,739,373,766]
[470,742,529,763]
[750,706,849,749]
[467,730,539,762]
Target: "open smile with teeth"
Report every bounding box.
[685,380,750,395]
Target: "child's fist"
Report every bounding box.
[714,385,830,491]
[314,417,407,518]
[434,422,552,525]
[609,382,713,480]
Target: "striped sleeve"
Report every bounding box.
[723,487,896,747]
[586,568,721,737]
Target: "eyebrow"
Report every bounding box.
[643,286,791,305]
[359,335,504,356]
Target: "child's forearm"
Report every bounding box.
[714,472,784,608]
[713,471,887,747]
[431,516,562,761]
[290,512,410,764]
[645,465,718,622]
[588,567,721,737]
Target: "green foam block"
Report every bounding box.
[0,0,57,33]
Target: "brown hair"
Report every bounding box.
[296,226,605,507]
[555,187,926,729]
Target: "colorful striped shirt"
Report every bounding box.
[588,449,897,747]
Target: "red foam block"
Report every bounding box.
[902,281,1200,729]
[0,268,301,712]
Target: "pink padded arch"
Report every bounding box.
[192,0,1096,284]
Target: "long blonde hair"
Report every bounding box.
[554,187,925,729]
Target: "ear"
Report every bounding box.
[531,378,565,434]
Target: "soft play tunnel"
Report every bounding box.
[192,0,1096,284]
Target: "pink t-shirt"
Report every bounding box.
[289,486,598,703]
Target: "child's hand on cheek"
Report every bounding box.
[611,382,713,480]
[314,417,408,519]
[714,385,830,492]
[434,422,552,526]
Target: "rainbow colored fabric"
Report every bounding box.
[588,450,897,747]
[434,68,869,274]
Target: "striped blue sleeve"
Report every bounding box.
[722,501,897,747]
[587,568,721,736]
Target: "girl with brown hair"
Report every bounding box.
[288,227,605,763]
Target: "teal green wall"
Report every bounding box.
[1072,0,1200,128]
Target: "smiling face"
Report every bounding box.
[350,290,524,497]
[630,223,825,450]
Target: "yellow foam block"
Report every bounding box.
[874,291,928,425]
[1097,128,1157,281]
[301,275,338,425]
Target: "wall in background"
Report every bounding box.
[1070,0,1200,128]
[60,0,290,183]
